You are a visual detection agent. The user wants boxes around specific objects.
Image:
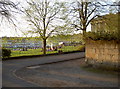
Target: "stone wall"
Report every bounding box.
[85,40,120,67]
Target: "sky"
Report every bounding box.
[0,0,119,37]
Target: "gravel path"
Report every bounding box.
[15,58,118,87]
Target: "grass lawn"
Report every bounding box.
[11,48,42,57]
[10,45,84,57]
[60,46,77,52]
[11,48,57,57]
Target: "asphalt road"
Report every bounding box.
[16,58,118,87]
[2,52,85,87]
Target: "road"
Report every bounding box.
[16,58,118,87]
[2,52,85,87]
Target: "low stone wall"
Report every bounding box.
[85,40,120,68]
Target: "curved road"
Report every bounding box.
[3,52,85,87]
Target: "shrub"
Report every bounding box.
[85,31,119,41]
[2,48,11,58]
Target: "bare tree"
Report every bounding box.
[70,0,119,35]
[0,0,19,22]
[25,0,66,54]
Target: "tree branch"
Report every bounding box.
[86,15,99,27]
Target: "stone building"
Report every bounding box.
[91,13,119,32]
[86,13,120,69]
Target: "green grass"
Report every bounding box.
[10,45,84,57]
[11,48,42,57]
[11,48,58,57]
[60,45,85,52]
[60,46,76,52]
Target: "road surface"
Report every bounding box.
[2,52,85,87]
[16,58,118,87]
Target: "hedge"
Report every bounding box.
[2,48,11,58]
[85,31,119,41]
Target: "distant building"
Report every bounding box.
[91,13,119,32]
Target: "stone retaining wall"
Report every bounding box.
[85,40,120,67]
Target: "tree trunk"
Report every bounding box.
[83,29,86,44]
[43,39,46,55]
[83,30,86,36]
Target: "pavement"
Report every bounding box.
[2,52,85,87]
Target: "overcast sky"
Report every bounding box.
[0,0,119,37]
